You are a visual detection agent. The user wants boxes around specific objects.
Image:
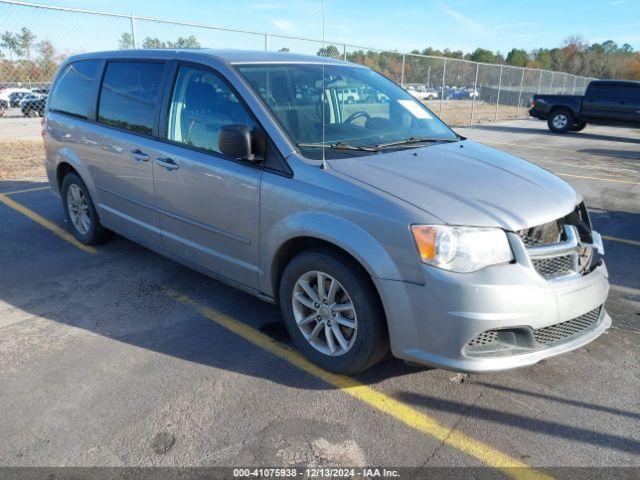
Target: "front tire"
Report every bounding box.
[279,249,389,374]
[548,109,574,133]
[61,172,110,245]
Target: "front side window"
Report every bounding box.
[98,61,165,135]
[167,65,254,154]
[237,63,457,159]
[49,60,102,118]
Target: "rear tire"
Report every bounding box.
[61,172,110,245]
[571,121,587,132]
[279,249,389,374]
[547,109,574,133]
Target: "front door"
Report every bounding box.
[152,63,262,288]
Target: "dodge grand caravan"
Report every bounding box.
[44,49,610,374]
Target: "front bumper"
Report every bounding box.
[374,256,610,373]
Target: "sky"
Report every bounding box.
[3,0,640,56]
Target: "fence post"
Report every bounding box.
[343,44,347,61]
[264,33,269,51]
[495,64,503,121]
[400,54,406,87]
[550,72,555,93]
[470,62,479,126]
[537,70,543,94]
[562,74,567,94]
[517,67,525,118]
[573,75,577,94]
[439,58,446,116]
[130,14,137,49]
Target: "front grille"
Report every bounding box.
[464,306,603,355]
[518,203,595,280]
[531,255,574,278]
[533,307,601,345]
[517,202,592,247]
[519,220,563,247]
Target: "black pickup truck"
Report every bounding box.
[529,79,640,133]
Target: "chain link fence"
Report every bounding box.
[0,0,596,126]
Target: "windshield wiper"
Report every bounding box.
[375,136,459,149]
[297,141,379,152]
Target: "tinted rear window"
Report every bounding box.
[49,60,102,118]
[98,61,164,136]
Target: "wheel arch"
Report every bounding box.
[265,212,408,302]
[52,149,99,202]
[271,236,371,301]
[549,105,578,119]
[269,235,392,340]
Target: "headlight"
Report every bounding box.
[410,225,513,272]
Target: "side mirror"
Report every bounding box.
[219,124,262,163]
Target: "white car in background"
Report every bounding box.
[337,87,360,104]
[0,87,31,103]
[406,85,438,100]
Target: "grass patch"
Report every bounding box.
[0,139,46,180]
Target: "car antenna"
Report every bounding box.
[320,0,328,170]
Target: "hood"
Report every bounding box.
[328,140,580,231]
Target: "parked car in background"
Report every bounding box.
[19,93,44,107]
[359,87,389,103]
[406,85,438,100]
[530,79,640,133]
[423,87,439,100]
[9,90,31,107]
[44,49,610,374]
[466,88,479,99]
[0,87,31,104]
[337,87,360,104]
[21,94,47,117]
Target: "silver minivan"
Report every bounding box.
[44,49,610,374]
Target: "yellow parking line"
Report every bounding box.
[3,186,51,195]
[165,288,551,480]
[602,235,640,248]
[0,193,97,254]
[556,173,638,185]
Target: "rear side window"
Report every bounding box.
[49,60,102,118]
[98,61,165,136]
[587,84,621,99]
[623,86,640,102]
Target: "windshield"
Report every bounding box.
[236,63,458,159]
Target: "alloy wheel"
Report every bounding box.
[291,270,358,356]
[552,114,568,129]
[67,184,91,235]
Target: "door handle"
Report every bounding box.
[156,157,179,170]
[131,149,149,162]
